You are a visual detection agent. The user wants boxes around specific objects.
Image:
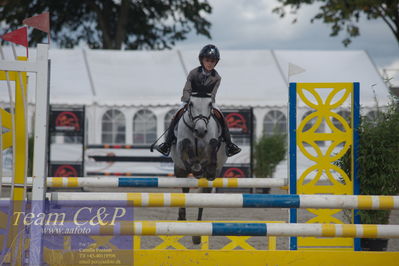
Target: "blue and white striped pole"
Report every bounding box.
[42,221,399,238]
[49,192,399,210]
[1,177,287,188]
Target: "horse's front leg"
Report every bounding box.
[197,187,212,221]
[192,187,212,245]
[205,138,219,181]
[181,138,202,177]
[175,166,189,221]
[178,187,189,221]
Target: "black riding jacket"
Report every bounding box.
[181,66,221,103]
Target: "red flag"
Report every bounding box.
[23,12,50,33]
[0,27,28,47]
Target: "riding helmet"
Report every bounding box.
[199,44,220,66]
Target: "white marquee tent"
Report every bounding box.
[0,47,390,108]
[0,47,391,177]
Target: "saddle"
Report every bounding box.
[212,108,224,124]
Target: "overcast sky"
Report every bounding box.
[175,0,399,69]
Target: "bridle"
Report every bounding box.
[183,101,212,132]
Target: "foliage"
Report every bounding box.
[335,96,399,224]
[0,0,212,49]
[254,134,287,178]
[273,0,399,46]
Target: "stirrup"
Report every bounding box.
[226,143,241,157]
[156,142,171,156]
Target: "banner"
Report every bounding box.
[222,109,252,136]
[49,162,83,177]
[49,109,84,133]
[221,165,250,178]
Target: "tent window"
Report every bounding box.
[133,109,157,144]
[332,110,351,132]
[102,109,126,144]
[301,110,325,146]
[263,110,287,135]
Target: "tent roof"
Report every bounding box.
[0,47,390,107]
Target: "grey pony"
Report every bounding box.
[170,96,227,244]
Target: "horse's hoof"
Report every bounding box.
[192,236,201,245]
[192,163,201,172]
[193,172,203,178]
[206,176,216,181]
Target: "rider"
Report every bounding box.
[156,44,241,157]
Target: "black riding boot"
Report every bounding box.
[216,112,241,157]
[156,108,184,156]
[222,124,241,157]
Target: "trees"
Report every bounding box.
[0,0,212,49]
[254,134,286,178]
[273,0,399,46]
[335,95,399,224]
[254,134,286,193]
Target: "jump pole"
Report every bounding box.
[46,192,399,210]
[1,176,288,188]
[42,221,399,238]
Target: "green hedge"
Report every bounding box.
[254,134,286,178]
[335,97,399,224]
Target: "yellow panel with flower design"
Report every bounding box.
[296,83,355,250]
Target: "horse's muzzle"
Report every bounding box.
[194,119,208,138]
[194,128,207,138]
